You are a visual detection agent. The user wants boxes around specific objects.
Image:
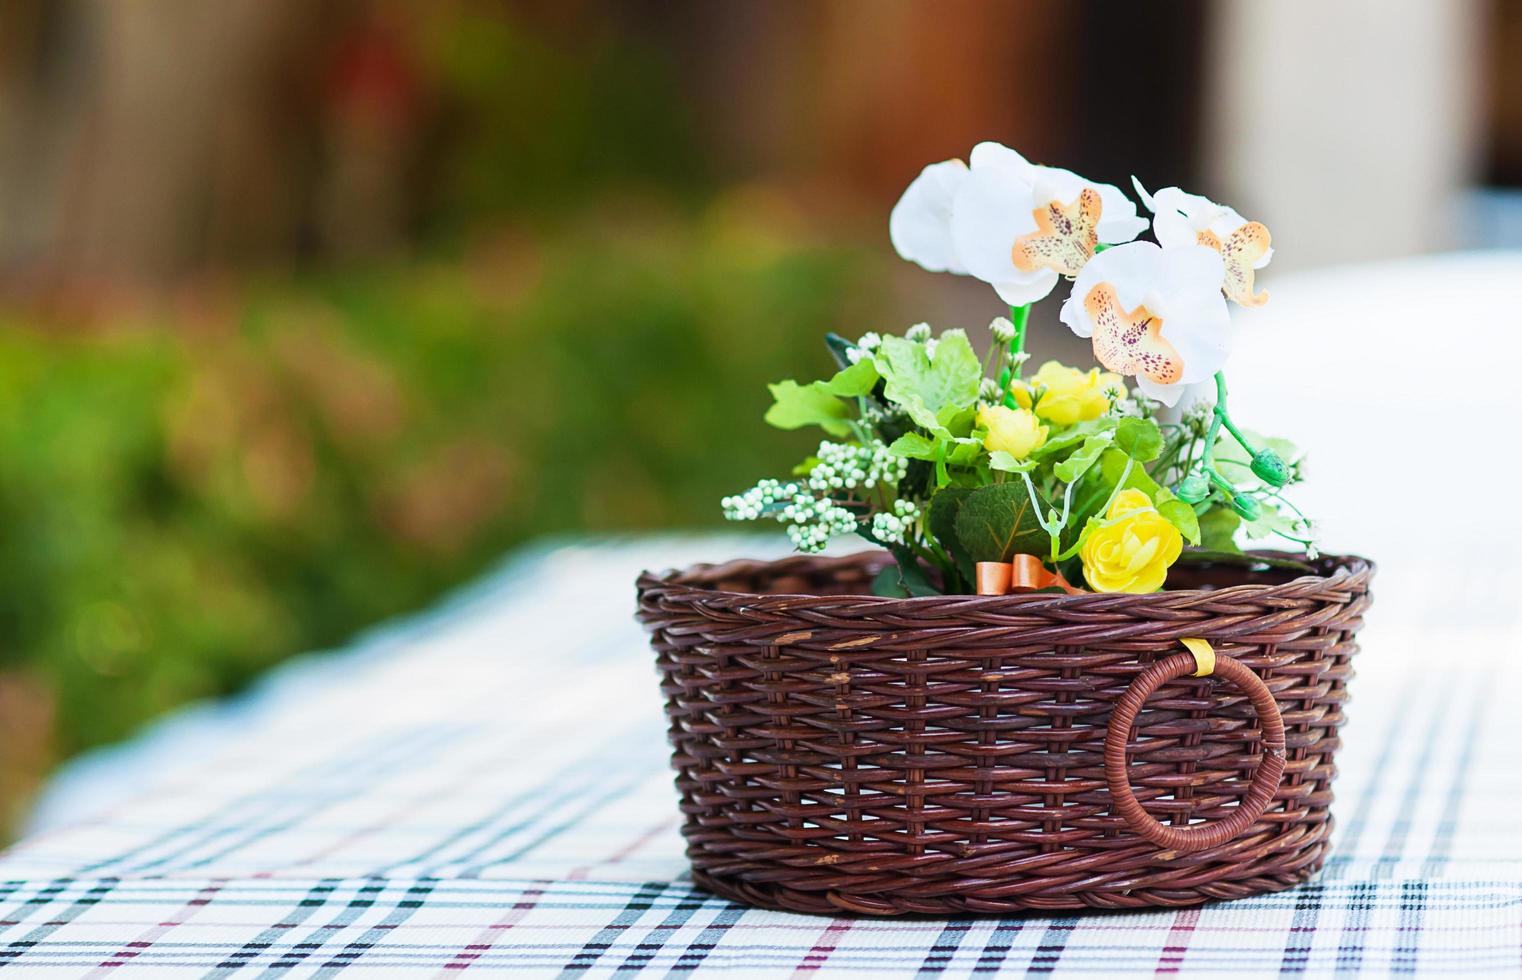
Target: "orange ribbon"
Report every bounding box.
[975,556,1085,595]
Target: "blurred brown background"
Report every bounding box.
[0,0,1514,830]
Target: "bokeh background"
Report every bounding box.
[0,0,1516,831]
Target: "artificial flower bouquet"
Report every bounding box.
[723,141,1312,596]
[638,142,1373,916]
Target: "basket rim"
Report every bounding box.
[637,548,1374,612]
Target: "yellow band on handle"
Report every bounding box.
[1181,637,1215,676]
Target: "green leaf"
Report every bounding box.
[928,486,974,588]
[763,380,852,436]
[945,436,984,465]
[821,358,880,397]
[824,332,856,371]
[1031,418,1114,459]
[988,450,1037,473]
[1114,417,1163,462]
[874,331,981,436]
[890,429,982,473]
[1197,506,1242,552]
[937,403,978,438]
[954,480,1049,562]
[1063,448,1161,550]
[1157,499,1201,545]
[870,563,907,597]
[887,432,938,460]
[1098,446,1162,494]
[1053,432,1114,483]
[871,545,941,597]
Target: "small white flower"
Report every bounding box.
[1058,241,1232,407]
[905,323,932,342]
[1133,178,1273,308]
[989,316,1015,344]
[891,142,1146,305]
[1110,397,1142,418]
[845,347,864,365]
[856,331,882,352]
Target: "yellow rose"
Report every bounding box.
[1079,488,1183,593]
[1014,361,1124,426]
[978,404,1048,460]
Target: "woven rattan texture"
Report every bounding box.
[637,550,1374,915]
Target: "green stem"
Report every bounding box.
[1001,304,1030,408]
[1179,431,1200,485]
[1200,376,1234,494]
[1264,490,1317,545]
[1019,471,1069,562]
[1020,473,1059,536]
[1211,371,1260,457]
[1053,458,1134,562]
[1097,457,1135,516]
[1150,436,1186,484]
[1008,304,1029,378]
[1048,481,1078,561]
[1004,305,1028,378]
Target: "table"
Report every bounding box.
[2,254,1520,977]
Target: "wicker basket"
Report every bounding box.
[636,550,1374,915]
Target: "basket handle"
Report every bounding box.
[1103,645,1287,853]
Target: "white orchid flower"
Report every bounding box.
[888,160,968,274]
[1133,178,1273,307]
[1058,241,1232,407]
[889,142,1147,305]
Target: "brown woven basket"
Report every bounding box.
[636,549,1374,915]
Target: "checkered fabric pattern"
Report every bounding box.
[0,535,1517,978]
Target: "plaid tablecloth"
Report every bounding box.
[0,535,1517,978]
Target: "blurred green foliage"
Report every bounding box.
[0,197,890,827]
[0,3,921,833]
[421,8,710,233]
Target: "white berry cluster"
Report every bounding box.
[870,499,921,546]
[721,439,913,553]
[721,478,858,552]
[806,440,907,493]
[720,478,802,521]
[781,496,859,552]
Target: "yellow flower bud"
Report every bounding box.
[978,404,1048,460]
[1014,361,1124,426]
[1079,488,1183,593]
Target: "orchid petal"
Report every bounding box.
[889,160,970,274]
[949,165,1040,287]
